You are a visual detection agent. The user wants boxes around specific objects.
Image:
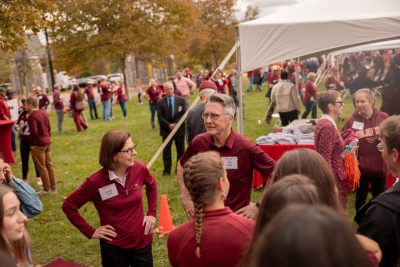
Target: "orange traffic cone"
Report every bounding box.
[156,194,174,235]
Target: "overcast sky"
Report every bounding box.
[236,0,302,20]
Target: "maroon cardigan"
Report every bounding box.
[314,119,345,181]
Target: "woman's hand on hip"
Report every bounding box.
[143,215,156,235]
[91,225,117,241]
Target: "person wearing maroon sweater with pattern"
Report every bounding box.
[343,89,389,211]
[62,130,157,267]
[168,151,254,267]
[25,96,56,194]
[314,90,348,208]
[178,93,275,218]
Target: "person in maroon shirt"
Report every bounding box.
[301,72,318,119]
[314,90,347,208]
[25,96,56,194]
[69,85,87,132]
[115,81,128,119]
[343,89,389,211]
[144,79,162,129]
[52,86,64,133]
[177,93,275,217]
[98,79,112,121]
[62,130,157,267]
[168,151,254,267]
[34,87,50,111]
[84,80,99,120]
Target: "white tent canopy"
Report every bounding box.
[238,0,400,72]
[331,39,400,56]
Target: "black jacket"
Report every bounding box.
[157,95,188,137]
[356,181,400,267]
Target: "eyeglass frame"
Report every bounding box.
[119,144,137,155]
[201,112,231,121]
[333,101,344,106]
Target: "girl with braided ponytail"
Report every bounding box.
[167,151,254,267]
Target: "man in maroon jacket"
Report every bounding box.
[25,96,57,194]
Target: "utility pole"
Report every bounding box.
[44,29,55,91]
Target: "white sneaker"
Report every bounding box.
[36,178,43,186]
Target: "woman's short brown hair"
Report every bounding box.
[318,90,340,114]
[99,130,131,170]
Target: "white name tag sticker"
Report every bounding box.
[178,106,182,112]
[98,183,119,201]
[221,157,238,170]
[352,121,364,130]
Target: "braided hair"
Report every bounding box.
[183,151,225,258]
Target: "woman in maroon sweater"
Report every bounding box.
[167,151,254,267]
[343,89,389,211]
[69,85,87,132]
[314,90,348,208]
[62,130,157,267]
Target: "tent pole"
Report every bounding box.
[146,42,239,169]
[236,27,244,134]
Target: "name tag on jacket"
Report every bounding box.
[221,157,238,169]
[99,183,119,201]
[352,121,364,130]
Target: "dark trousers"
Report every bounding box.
[20,138,40,180]
[301,100,317,119]
[355,174,386,211]
[162,135,185,174]
[149,103,157,127]
[100,241,153,267]
[279,109,298,126]
[88,99,98,119]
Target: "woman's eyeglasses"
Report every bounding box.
[120,145,137,155]
[334,101,344,106]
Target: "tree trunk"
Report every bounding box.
[120,57,130,100]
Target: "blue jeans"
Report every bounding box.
[149,103,157,124]
[119,99,127,118]
[247,77,254,92]
[101,99,111,121]
[88,99,98,119]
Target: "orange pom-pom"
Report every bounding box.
[344,151,361,191]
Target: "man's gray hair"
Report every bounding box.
[206,93,236,116]
[164,81,174,89]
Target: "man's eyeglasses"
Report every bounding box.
[120,145,137,155]
[377,142,384,153]
[201,112,229,121]
[334,101,344,106]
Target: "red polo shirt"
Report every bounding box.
[167,207,254,267]
[180,131,275,211]
[62,161,157,250]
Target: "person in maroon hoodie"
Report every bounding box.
[168,151,254,267]
[314,90,347,209]
[62,130,157,267]
[25,96,56,194]
[69,85,87,132]
[343,88,389,211]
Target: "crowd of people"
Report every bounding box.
[0,48,400,267]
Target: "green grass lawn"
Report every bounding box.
[11,82,374,266]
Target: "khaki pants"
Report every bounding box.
[31,145,56,191]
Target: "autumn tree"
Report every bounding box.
[244,4,260,22]
[0,0,51,51]
[49,0,191,80]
